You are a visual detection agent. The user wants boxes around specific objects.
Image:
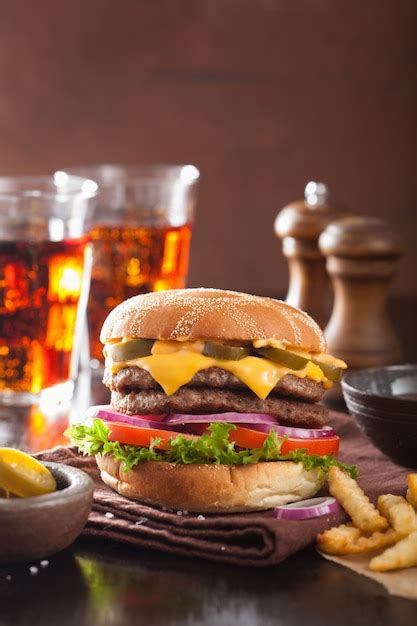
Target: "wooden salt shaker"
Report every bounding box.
[274,182,348,328]
[319,216,404,368]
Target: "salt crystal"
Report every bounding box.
[162,506,167,511]
[40,560,49,568]
[6,575,11,581]
[105,512,114,519]
[135,517,147,526]
[29,566,39,575]
[220,546,226,551]
[183,510,189,515]
[176,510,183,516]
[197,514,205,520]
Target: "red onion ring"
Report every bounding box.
[242,422,335,439]
[165,412,278,425]
[182,424,210,435]
[274,496,341,520]
[87,407,335,440]
[86,406,179,431]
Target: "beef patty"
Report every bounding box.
[105,366,326,403]
[111,387,327,428]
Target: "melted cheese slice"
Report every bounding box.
[108,349,328,400]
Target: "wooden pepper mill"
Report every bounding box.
[319,216,404,368]
[274,182,348,328]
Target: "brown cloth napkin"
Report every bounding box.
[36,411,412,567]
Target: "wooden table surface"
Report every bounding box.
[0,371,416,625]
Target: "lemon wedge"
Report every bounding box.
[0,448,56,498]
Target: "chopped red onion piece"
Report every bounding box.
[274,496,341,520]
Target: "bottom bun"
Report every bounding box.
[96,454,325,512]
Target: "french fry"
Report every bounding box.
[328,466,388,533]
[318,525,401,556]
[353,528,403,554]
[369,530,417,572]
[406,474,417,510]
[317,524,362,555]
[318,470,417,571]
[377,494,417,536]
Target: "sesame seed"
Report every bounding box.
[29,566,39,575]
[105,512,114,519]
[40,560,49,568]
[197,514,205,520]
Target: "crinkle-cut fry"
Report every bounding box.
[369,530,417,572]
[377,494,417,536]
[406,474,417,510]
[317,524,362,555]
[318,525,401,556]
[328,466,388,533]
[353,528,402,554]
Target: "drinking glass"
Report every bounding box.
[0,173,97,405]
[61,165,199,370]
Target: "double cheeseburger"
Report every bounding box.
[71,288,351,512]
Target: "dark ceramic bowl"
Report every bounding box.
[342,364,417,468]
[0,461,94,564]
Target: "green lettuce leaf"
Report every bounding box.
[68,419,358,477]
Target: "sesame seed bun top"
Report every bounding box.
[100,288,326,352]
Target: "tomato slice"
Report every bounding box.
[229,425,339,456]
[280,435,339,456]
[104,421,339,457]
[104,421,192,450]
[229,426,268,449]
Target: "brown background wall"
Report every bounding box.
[0,0,415,298]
